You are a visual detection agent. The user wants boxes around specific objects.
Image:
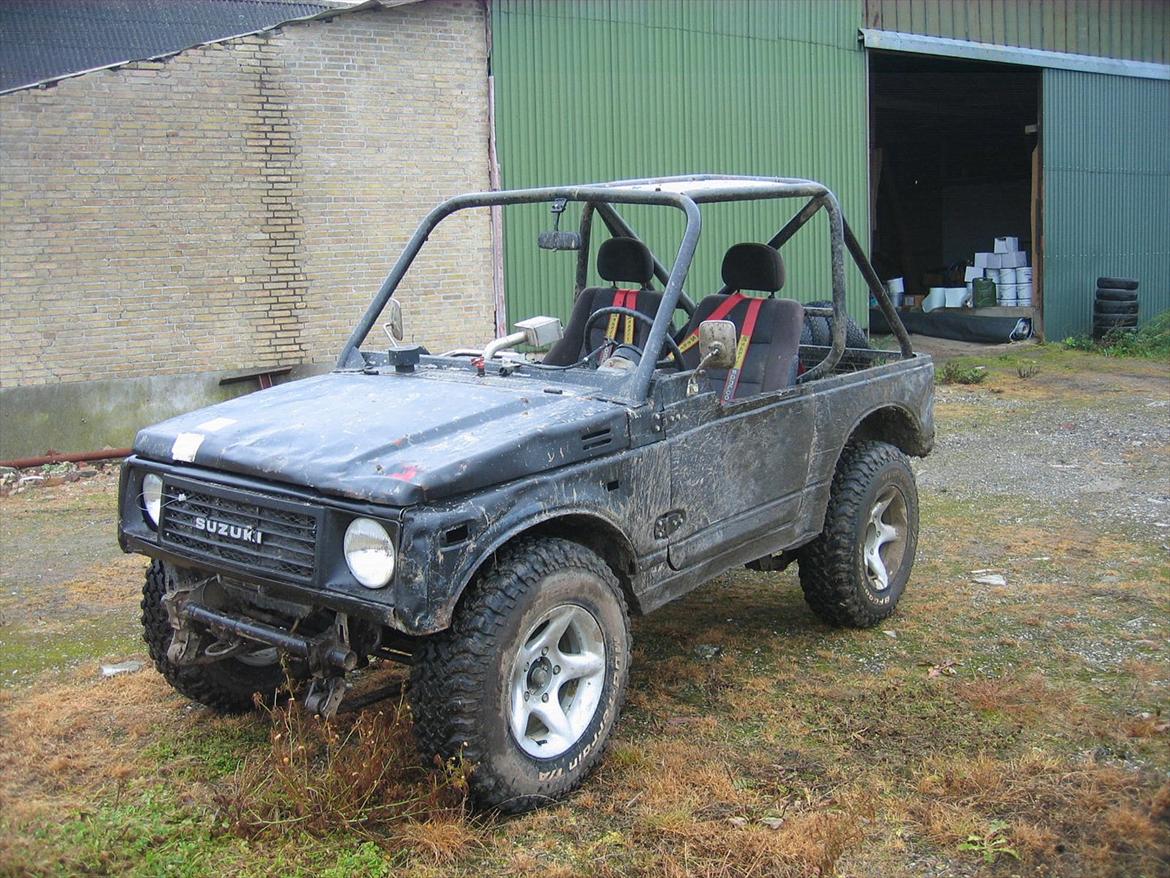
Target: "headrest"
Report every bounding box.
[598,237,655,286]
[721,243,785,293]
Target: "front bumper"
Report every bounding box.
[119,456,407,628]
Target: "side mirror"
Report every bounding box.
[537,230,582,251]
[698,320,737,369]
[383,299,404,347]
[537,197,581,250]
[688,320,737,396]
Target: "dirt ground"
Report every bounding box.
[1,344,1167,878]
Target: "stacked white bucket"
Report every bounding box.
[972,237,1032,307]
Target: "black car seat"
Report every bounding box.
[543,237,666,366]
[678,243,804,400]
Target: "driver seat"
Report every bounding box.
[543,237,666,366]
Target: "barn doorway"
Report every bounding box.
[868,52,1042,335]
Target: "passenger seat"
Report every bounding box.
[679,243,803,399]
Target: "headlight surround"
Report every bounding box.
[343,517,395,589]
[141,473,163,528]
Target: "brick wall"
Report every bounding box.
[0,0,493,390]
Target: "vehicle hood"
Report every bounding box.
[132,371,630,505]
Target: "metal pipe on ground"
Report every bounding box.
[0,448,131,470]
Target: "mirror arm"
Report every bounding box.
[687,342,724,396]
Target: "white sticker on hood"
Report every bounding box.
[172,432,205,462]
[196,416,236,433]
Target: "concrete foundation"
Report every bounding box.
[0,364,329,460]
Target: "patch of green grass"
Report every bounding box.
[1063,309,1170,360]
[937,361,987,385]
[0,619,141,684]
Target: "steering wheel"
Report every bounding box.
[582,306,686,372]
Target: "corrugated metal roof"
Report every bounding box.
[0,0,332,93]
[863,0,1169,65]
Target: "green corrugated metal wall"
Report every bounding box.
[490,0,871,330]
[1042,68,1170,339]
[864,0,1169,63]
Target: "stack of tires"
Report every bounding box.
[1093,277,1139,340]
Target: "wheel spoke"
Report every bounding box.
[555,647,604,683]
[510,679,532,741]
[865,538,889,589]
[523,605,577,661]
[531,698,573,746]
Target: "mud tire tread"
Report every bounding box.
[409,537,629,814]
[797,440,917,629]
[141,560,282,714]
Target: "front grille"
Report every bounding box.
[160,482,318,582]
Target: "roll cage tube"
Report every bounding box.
[338,176,913,398]
[337,185,702,405]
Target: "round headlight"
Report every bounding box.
[344,518,395,589]
[142,473,163,527]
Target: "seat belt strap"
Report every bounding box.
[622,290,638,344]
[721,296,763,403]
[678,292,747,354]
[605,289,631,340]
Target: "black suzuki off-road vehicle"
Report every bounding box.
[119,175,933,812]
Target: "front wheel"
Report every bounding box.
[798,440,919,628]
[409,537,630,813]
[141,560,285,713]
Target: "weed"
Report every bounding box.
[216,697,473,860]
[1016,358,1038,379]
[938,362,987,385]
[1063,309,1170,360]
[958,819,1020,864]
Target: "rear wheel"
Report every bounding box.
[410,537,630,813]
[798,440,919,628]
[141,560,285,713]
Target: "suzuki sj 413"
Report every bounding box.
[118,175,933,811]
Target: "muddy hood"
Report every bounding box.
[132,371,628,505]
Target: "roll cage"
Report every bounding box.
[337,174,915,404]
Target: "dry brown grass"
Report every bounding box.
[216,697,472,854]
[906,750,1170,874]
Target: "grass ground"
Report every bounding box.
[1,346,1167,878]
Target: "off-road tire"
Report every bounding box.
[141,560,285,714]
[410,537,630,813]
[798,440,919,628]
[1094,288,1138,303]
[1096,277,1139,291]
[806,300,868,349]
[1093,300,1139,316]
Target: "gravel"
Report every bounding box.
[916,384,1170,539]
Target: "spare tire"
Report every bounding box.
[1094,300,1139,316]
[806,301,868,349]
[1094,288,1139,303]
[1093,315,1139,332]
[1096,277,1139,291]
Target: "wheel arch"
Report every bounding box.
[846,403,932,458]
[440,510,640,630]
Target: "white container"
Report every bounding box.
[963,265,984,281]
[1016,267,1033,280]
[994,236,1019,254]
[945,287,971,308]
[1001,250,1028,268]
[923,287,946,312]
[998,284,1018,306]
[885,276,905,294]
[999,268,1018,284]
